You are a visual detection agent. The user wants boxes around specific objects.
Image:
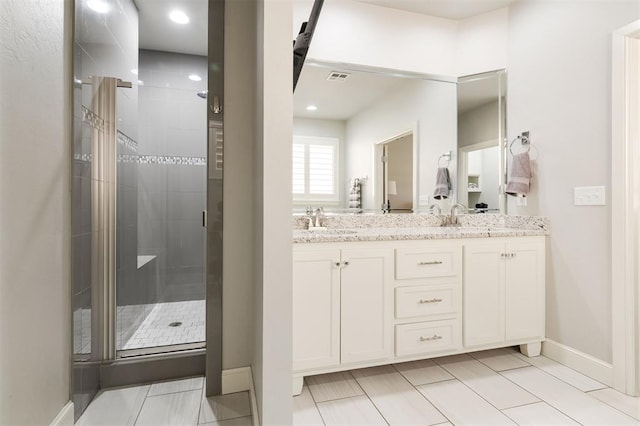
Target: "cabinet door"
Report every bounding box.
[505,238,545,341]
[463,242,505,347]
[340,247,394,364]
[292,249,341,371]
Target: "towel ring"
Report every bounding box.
[438,151,451,167]
[509,135,531,155]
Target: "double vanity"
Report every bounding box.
[291,214,548,395]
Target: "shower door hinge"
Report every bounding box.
[202,210,207,228]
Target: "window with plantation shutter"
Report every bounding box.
[292,136,339,203]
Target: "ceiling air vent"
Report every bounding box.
[326,71,351,82]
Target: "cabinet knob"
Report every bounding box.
[334,262,341,267]
[342,261,349,267]
[420,334,443,342]
[418,261,443,266]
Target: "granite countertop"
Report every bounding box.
[292,214,549,244]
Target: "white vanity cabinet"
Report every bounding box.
[292,249,341,371]
[292,245,394,372]
[462,237,545,350]
[393,242,463,358]
[292,234,546,395]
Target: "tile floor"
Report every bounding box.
[77,347,640,425]
[296,347,640,425]
[121,300,205,350]
[77,376,252,426]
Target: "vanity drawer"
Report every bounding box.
[395,319,460,357]
[395,285,457,319]
[395,247,458,280]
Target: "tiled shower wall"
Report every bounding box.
[137,49,207,303]
[72,0,138,419]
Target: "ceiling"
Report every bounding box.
[294,64,502,121]
[136,0,519,57]
[135,0,207,56]
[458,74,506,114]
[134,0,508,113]
[294,64,412,120]
[354,0,519,20]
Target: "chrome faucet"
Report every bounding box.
[449,203,467,226]
[308,207,325,229]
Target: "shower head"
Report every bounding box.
[197,90,208,99]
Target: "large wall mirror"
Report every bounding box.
[457,70,507,214]
[293,61,507,214]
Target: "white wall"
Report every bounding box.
[456,8,509,76]
[301,0,458,75]
[294,0,508,78]
[480,146,499,209]
[254,0,293,424]
[507,0,640,363]
[0,0,72,424]
[346,78,457,210]
[293,117,346,206]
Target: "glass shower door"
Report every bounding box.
[116,49,208,355]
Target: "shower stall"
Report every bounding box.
[71,0,223,419]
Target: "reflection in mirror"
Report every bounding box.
[456,70,507,214]
[293,61,457,214]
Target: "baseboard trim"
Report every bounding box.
[221,366,259,425]
[248,368,260,426]
[542,339,613,386]
[222,367,252,394]
[50,401,74,426]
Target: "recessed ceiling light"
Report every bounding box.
[306,105,318,111]
[131,68,138,75]
[87,0,110,14]
[169,10,190,24]
[188,74,202,82]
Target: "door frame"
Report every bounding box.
[611,19,640,396]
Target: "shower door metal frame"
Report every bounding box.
[73,0,224,401]
[205,0,224,397]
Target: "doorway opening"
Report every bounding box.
[374,130,416,213]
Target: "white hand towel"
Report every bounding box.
[506,152,531,197]
[433,167,451,200]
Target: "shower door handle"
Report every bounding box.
[202,210,207,228]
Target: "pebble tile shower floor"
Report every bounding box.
[122,300,206,350]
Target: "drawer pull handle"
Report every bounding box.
[420,334,443,342]
[418,261,443,266]
[419,298,442,304]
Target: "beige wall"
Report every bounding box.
[507,0,640,363]
[0,0,72,423]
[223,0,257,370]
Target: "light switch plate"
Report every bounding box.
[516,197,527,207]
[574,186,606,206]
[419,195,430,206]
